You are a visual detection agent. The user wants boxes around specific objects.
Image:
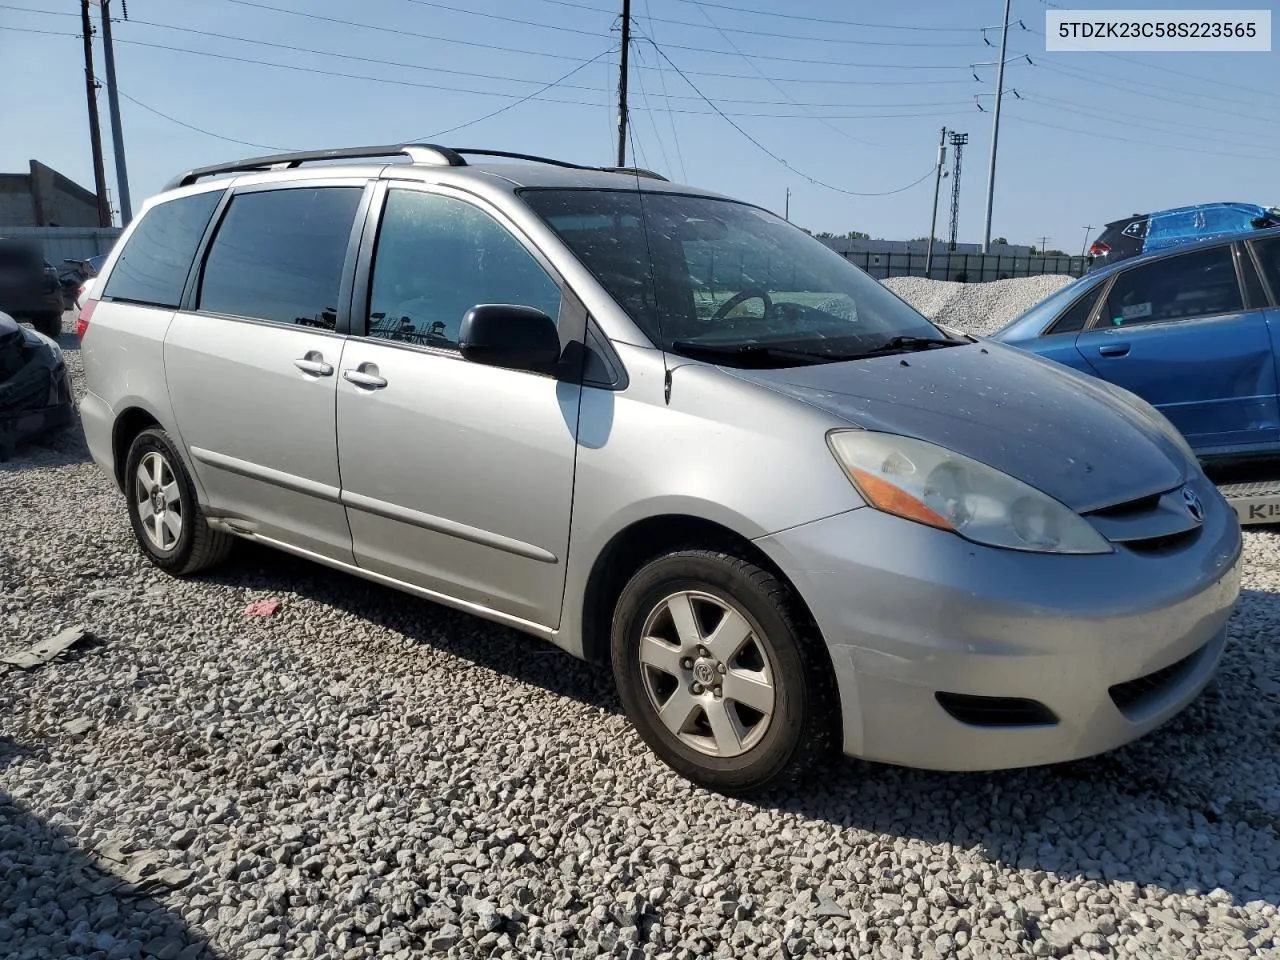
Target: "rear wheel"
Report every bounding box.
[610,548,838,795]
[124,427,233,575]
[33,312,62,340]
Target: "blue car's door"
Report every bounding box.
[1074,242,1280,455]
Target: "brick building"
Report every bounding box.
[0,160,103,228]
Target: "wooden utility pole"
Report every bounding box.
[99,0,132,224]
[925,127,947,277]
[80,0,112,227]
[616,0,631,168]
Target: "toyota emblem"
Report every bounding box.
[1182,486,1204,523]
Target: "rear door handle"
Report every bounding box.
[343,366,387,389]
[1098,343,1131,358]
[294,352,333,376]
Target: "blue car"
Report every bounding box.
[993,225,1280,463]
[1087,201,1280,271]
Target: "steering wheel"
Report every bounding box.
[710,287,772,322]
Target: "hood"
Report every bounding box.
[726,340,1187,513]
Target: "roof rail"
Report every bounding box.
[162,143,671,192]
[163,143,466,191]
[449,149,669,180]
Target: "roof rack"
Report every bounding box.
[164,143,669,191]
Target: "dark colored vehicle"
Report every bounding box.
[994,225,1280,463]
[1087,202,1280,271]
[0,238,65,340]
[0,308,74,459]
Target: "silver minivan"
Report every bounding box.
[78,145,1242,794]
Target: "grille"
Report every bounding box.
[1082,482,1205,549]
[935,692,1058,727]
[1108,645,1203,716]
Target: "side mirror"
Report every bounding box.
[458,304,561,374]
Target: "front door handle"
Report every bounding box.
[294,351,334,376]
[1098,343,1131,358]
[343,364,387,389]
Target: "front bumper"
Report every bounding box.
[755,482,1243,771]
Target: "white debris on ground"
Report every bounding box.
[882,274,1078,336]
[1,314,1278,960]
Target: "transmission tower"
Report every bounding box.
[947,132,968,251]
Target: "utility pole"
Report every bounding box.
[1081,225,1094,256]
[947,132,967,252]
[99,0,132,224]
[982,0,1012,253]
[784,187,790,221]
[1036,236,1050,254]
[80,1,112,227]
[925,126,947,277]
[616,0,631,168]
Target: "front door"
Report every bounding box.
[335,184,582,628]
[1074,242,1280,454]
[164,181,369,562]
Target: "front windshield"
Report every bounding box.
[520,188,950,365]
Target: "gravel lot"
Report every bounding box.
[2,297,1279,960]
[883,274,1076,336]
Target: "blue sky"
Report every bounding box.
[1,0,1276,250]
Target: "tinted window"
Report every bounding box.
[101,190,221,307]
[199,186,363,329]
[366,189,561,348]
[1100,245,1242,328]
[1251,237,1280,303]
[1046,284,1103,335]
[1240,245,1269,309]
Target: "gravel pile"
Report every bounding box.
[882,274,1078,336]
[2,314,1279,960]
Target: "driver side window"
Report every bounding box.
[366,189,562,349]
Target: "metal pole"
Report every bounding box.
[616,0,631,168]
[982,0,1012,253]
[925,126,946,277]
[99,0,132,224]
[1081,224,1094,256]
[80,0,111,228]
[784,187,790,221]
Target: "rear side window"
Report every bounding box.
[1100,245,1242,328]
[1250,237,1280,302]
[198,186,363,329]
[1045,284,1103,336]
[101,190,221,307]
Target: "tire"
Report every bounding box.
[34,312,62,340]
[124,427,233,576]
[610,548,839,795]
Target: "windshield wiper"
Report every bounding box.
[852,335,964,358]
[669,340,827,367]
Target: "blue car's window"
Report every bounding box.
[1101,245,1242,328]
[1241,246,1269,309]
[1251,237,1280,303]
[1046,284,1104,335]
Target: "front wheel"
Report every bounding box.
[610,549,838,795]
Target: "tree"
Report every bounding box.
[844,230,870,240]
[991,236,1009,245]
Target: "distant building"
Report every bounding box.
[0,160,102,228]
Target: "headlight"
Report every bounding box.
[827,430,1113,555]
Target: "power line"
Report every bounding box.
[1003,114,1275,163]
[665,0,975,32]
[639,0,686,182]
[1021,93,1279,143]
[691,2,888,148]
[414,48,615,140]
[637,35,938,198]
[0,11,978,111]
[110,83,291,151]
[418,0,977,47]
[0,26,971,122]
